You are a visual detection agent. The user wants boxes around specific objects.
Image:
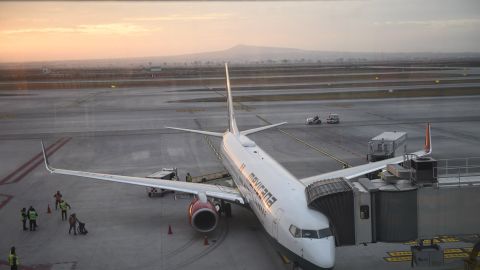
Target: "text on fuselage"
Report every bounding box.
[246,172,277,208]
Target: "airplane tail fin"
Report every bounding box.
[165,63,286,138]
[424,123,432,154]
[225,63,240,136]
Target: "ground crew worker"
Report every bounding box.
[68,213,78,235]
[53,190,63,210]
[8,246,19,270]
[21,208,27,231]
[59,200,71,221]
[186,172,192,182]
[27,206,38,231]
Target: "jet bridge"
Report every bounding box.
[306,156,480,247]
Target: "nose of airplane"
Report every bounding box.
[302,237,336,269]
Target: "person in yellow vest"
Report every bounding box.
[186,172,192,182]
[27,206,38,231]
[59,200,71,221]
[21,208,27,231]
[8,246,19,270]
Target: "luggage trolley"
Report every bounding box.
[146,168,178,197]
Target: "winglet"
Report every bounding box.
[424,123,432,154]
[41,140,54,173]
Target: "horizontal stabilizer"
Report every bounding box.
[240,122,287,136]
[165,126,223,137]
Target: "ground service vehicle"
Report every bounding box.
[306,115,322,125]
[327,113,340,124]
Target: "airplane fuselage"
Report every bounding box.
[220,132,335,269]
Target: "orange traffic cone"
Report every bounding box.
[168,225,172,235]
[47,204,51,214]
[203,235,209,246]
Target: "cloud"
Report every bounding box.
[375,18,480,27]
[1,23,149,35]
[125,13,232,22]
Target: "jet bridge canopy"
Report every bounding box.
[305,177,355,246]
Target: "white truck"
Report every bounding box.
[146,168,178,197]
[326,113,340,124]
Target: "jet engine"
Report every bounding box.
[188,195,219,233]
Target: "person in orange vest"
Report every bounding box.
[68,213,78,235]
[53,191,63,210]
[7,246,19,270]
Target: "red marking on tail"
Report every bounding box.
[424,123,431,153]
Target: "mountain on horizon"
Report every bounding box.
[2,44,479,68]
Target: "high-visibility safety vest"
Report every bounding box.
[8,253,19,266]
[21,211,27,221]
[28,210,37,220]
[59,201,68,211]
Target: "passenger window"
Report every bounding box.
[302,230,318,239]
[318,228,333,238]
[360,205,369,219]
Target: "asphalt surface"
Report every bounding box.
[0,65,479,270]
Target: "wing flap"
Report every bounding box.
[50,167,244,204]
[41,141,244,204]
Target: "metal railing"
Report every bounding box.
[434,157,480,186]
[436,157,480,178]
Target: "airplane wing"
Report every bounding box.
[300,123,432,186]
[41,142,245,204]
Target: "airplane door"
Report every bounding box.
[272,208,284,240]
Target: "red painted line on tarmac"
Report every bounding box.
[0,137,72,185]
[0,138,63,185]
[0,193,13,210]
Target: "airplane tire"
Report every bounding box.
[224,203,232,218]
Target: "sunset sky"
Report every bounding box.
[0,0,479,63]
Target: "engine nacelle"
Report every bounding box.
[188,197,219,233]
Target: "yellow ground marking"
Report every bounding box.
[385,247,477,263]
[0,113,15,120]
[388,251,412,257]
[211,86,350,167]
[403,236,461,245]
[280,254,291,264]
[255,115,351,168]
[442,237,460,243]
[176,108,205,113]
[444,248,464,254]
[384,256,411,262]
[444,253,469,259]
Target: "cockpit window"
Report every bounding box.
[289,225,301,237]
[289,225,332,239]
[302,230,318,239]
[318,227,333,238]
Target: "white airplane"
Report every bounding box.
[41,63,432,270]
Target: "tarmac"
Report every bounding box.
[0,65,480,269]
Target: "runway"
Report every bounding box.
[0,64,479,269]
